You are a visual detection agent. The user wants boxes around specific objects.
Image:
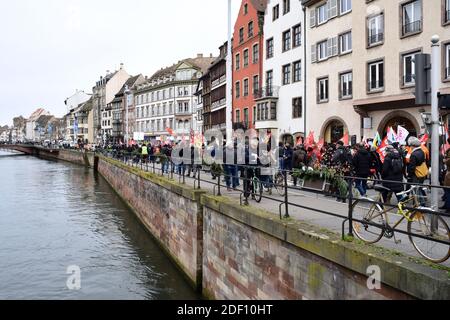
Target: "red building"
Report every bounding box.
[232,0,265,130]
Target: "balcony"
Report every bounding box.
[402,20,421,36]
[211,98,226,111]
[175,108,192,116]
[368,32,383,46]
[254,86,280,101]
[211,75,226,89]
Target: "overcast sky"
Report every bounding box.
[0,0,240,125]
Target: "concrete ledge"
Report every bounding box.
[201,194,450,300]
[99,155,206,202]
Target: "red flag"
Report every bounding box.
[420,134,429,144]
[304,131,315,148]
[166,127,174,136]
[339,133,349,146]
[376,137,388,163]
[314,138,325,161]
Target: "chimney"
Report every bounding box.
[210,53,213,58]
[120,63,124,70]
[197,53,203,58]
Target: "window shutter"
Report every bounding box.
[326,38,332,58]
[311,44,317,63]
[332,36,338,56]
[310,8,316,27]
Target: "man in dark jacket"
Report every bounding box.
[406,137,427,183]
[292,145,307,186]
[381,146,405,203]
[352,143,372,197]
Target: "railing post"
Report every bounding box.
[153,160,156,174]
[347,178,354,237]
[197,166,201,189]
[217,172,221,196]
[182,165,186,184]
[244,167,249,206]
[284,170,290,218]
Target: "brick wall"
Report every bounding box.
[202,206,412,300]
[97,157,205,288]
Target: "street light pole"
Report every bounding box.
[226,0,233,143]
[125,85,130,148]
[430,35,441,230]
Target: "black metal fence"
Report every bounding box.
[97,149,450,263]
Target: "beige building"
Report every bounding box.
[303,0,450,143]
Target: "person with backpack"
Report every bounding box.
[381,146,405,203]
[407,137,428,183]
[352,143,372,197]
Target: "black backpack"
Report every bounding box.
[391,157,403,174]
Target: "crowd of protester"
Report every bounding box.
[96,134,450,212]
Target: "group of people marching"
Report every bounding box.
[100,132,450,212]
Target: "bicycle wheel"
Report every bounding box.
[408,212,450,263]
[252,177,263,203]
[351,199,385,244]
[274,173,285,196]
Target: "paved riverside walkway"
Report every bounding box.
[128,159,450,267]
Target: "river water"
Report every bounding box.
[0,151,199,300]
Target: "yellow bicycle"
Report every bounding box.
[351,185,450,263]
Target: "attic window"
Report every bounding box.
[244,3,248,15]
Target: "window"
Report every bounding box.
[244,3,248,15]
[293,60,301,82]
[402,0,422,36]
[282,30,291,52]
[282,64,291,85]
[239,27,244,43]
[446,44,450,79]
[339,31,352,54]
[318,77,329,102]
[283,0,290,15]
[340,72,353,99]
[317,4,327,24]
[266,70,273,92]
[235,53,241,70]
[446,0,450,23]
[235,109,241,123]
[266,38,274,59]
[340,0,352,15]
[368,14,384,46]
[244,49,249,67]
[253,75,260,94]
[368,60,384,91]
[402,52,418,86]
[248,21,254,38]
[235,82,241,99]
[293,24,301,48]
[253,44,259,64]
[318,40,328,61]
[243,79,249,96]
[244,108,249,126]
[292,98,302,119]
[273,4,279,21]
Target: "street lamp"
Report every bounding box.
[124,85,131,148]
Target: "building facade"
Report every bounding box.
[232,0,265,130]
[303,0,450,143]
[110,75,145,144]
[25,108,51,142]
[91,64,130,144]
[256,0,305,144]
[134,55,215,142]
[200,42,229,134]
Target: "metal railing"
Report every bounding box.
[402,20,422,35]
[254,86,280,100]
[368,32,383,45]
[96,149,450,263]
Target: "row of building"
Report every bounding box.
[6,0,450,146]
